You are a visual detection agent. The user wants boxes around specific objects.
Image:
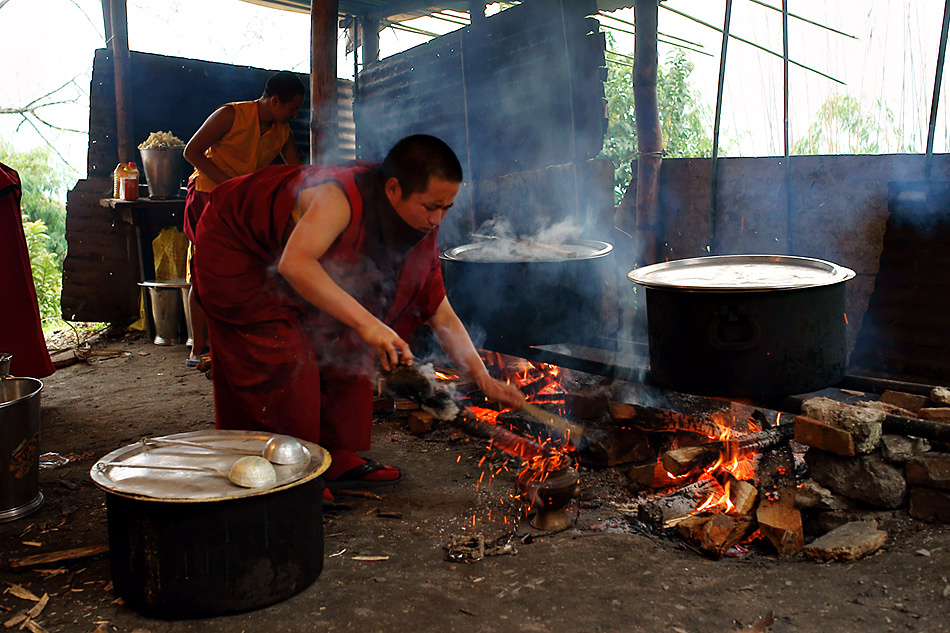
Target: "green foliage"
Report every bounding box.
[0,136,71,259]
[22,216,63,323]
[601,42,714,202]
[791,94,905,155]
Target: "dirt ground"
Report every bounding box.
[1,330,949,633]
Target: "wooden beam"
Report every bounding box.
[109,0,134,164]
[311,0,339,165]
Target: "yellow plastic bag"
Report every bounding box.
[128,227,190,331]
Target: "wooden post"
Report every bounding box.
[629,0,662,266]
[109,0,134,164]
[310,0,339,165]
[100,0,113,46]
[360,17,380,65]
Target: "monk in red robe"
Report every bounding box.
[0,162,54,379]
[193,135,524,499]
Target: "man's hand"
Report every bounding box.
[476,376,526,410]
[358,321,413,371]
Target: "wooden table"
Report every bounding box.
[100,197,186,341]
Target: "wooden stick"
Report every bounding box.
[7,544,109,569]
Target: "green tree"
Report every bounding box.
[600,44,714,202]
[0,136,71,259]
[22,217,63,324]
[792,94,905,155]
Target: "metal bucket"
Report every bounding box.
[140,280,189,345]
[0,377,44,522]
[139,146,185,199]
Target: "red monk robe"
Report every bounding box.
[0,163,54,379]
[192,162,445,450]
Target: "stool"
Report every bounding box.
[139,279,191,345]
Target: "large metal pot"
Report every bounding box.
[90,430,329,618]
[441,239,613,356]
[627,255,856,397]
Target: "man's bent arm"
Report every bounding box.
[277,183,411,369]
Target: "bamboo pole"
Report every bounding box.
[925,0,950,181]
[310,0,339,165]
[109,0,134,164]
[709,0,732,253]
[631,0,662,266]
[783,0,792,255]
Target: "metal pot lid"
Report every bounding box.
[441,239,613,263]
[627,255,856,292]
[90,430,330,502]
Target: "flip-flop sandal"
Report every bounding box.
[325,460,403,490]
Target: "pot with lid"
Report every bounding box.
[90,429,330,618]
[627,254,856,398]
[441,238,613,356]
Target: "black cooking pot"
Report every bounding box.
[441,239,613,356]
[90,431,329,619]
[627,255,856,398]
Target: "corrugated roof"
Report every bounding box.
[239,0,634,20]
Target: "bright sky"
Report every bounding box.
[1,0,948,185]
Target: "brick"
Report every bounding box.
[879,390,929,414]
[909,486,950,523]
[803,520,887,562]
[794,415,856,456]
[918,408,950,423]
[408,411,435,434]
[564,386,609,419]
[373,396,395,412]
[905,452,950,490]
[626,462,680,488]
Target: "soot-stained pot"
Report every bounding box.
[441,239,613,356]
[90,430,329,618]
[627,255,856,398]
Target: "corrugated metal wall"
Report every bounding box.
[355,0,607,181]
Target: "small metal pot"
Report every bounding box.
[91,430,330,618]
[441,239,613,356]
[628,255,856,398]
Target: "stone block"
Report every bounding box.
[803,520,887,562]
[909,486,950,523]
[801,397,884,453]
[794,415,856,456]
[796,479,849,511]
[905,452,950,490]
[580,423,654,468]
[930,386,950,406]
[880,434,930,463]
[805,449,907,509]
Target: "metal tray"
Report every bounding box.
[90,430,329,502]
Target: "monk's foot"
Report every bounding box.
[324,450,402,489]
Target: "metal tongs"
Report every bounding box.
[471,233,578,258]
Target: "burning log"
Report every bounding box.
[676,512,756,559]
[636,479,723,529]
[755,443,803,557]
[659,425,795,477]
